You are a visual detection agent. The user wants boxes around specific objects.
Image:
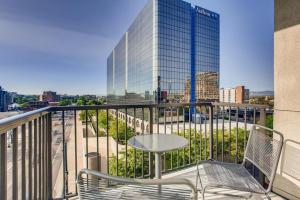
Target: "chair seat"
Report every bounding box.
[78,177,194,200]
[197,161,265,194]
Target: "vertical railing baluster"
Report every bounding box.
[236,107,239,163]
[189,106,191,165]
[62,111,65,197]
[38,117,42,199]
[157,107,159,134]
[156,107,159,173]
[116,109,119,176]
[244,107,247,151]
[21,124,26,200]
[177,107,179,168]
[229,107,232,161]
[0,132,7,200]
[164,108,166,134]
[253,108,256,125]
[163,108,166,171]
[222,106,225,162]
[74,110,78,195]
[194,106,196,163]
[29,121,33,199]
[204,107,207,160]
[12,128,18,200]
[33,119,37,200]
[209,105,214,160]
[96,110,99,171]
[199,106,202,161]
[125,108,128,177]
[170,107,173,170]
[183,107,186,166]
[85,110,88,170]
[216,105,219,160]
[45,115,48,199]
[252,107,256,175]
[47,113,52,199]
[106,109,109,175]
[149,106,154,178]
[43,116,46,199]
[142,108,144,177]
[133,108,136,178]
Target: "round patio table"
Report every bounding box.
[128,134,188,180]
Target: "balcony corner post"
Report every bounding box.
[259,108,266,127]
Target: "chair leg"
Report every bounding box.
[265,193,271,200]
[202,187,207,200]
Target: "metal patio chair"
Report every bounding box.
[196,125,284,199]
[77,169,198,199]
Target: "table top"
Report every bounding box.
[128,134,188,153]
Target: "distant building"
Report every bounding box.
[40,91,60,102]
[9,92,18,103]
[28,101,49,110]
[219,86,249,103]
[219,88,235,103]
[107,0,220,104]
[0,86,12,112]
[184,72,219,102]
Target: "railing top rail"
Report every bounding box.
[0,107,50,134]
[212,102,269,109]
[0,101,269,134]
[156,102,212,108]
[50,102,213,111]
[50,104,157,111]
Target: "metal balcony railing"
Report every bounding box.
[0,102,269,200]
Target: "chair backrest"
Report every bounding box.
[244,125,283,190]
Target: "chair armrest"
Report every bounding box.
[78,169,198,199]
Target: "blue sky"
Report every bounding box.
[0,0,274,95]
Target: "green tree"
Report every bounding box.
[266,115,273,129]
[109,128,247,177]
[88,99,102,105]
[59,99,72,106]
[76,96,87,105]
[109,120,134,144]
[20,103,29,110]
[79,110,96,121]
[97,111,113,129]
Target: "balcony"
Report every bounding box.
[0,103,286,199]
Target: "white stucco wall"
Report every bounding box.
[274,0,300,199]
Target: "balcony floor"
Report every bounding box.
[70,166,286,200]
[163,166,286,200]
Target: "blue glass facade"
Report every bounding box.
[107,0,219,104]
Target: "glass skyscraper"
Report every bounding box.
[107,0,219,104]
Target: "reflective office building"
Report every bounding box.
[107,0,220,104]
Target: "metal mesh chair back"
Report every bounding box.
[244,125,283,181]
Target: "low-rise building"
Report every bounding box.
[40,91,60,102]
[219,86,249,103]
[28,101,49,110]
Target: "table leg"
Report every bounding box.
[155,152,162,192]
